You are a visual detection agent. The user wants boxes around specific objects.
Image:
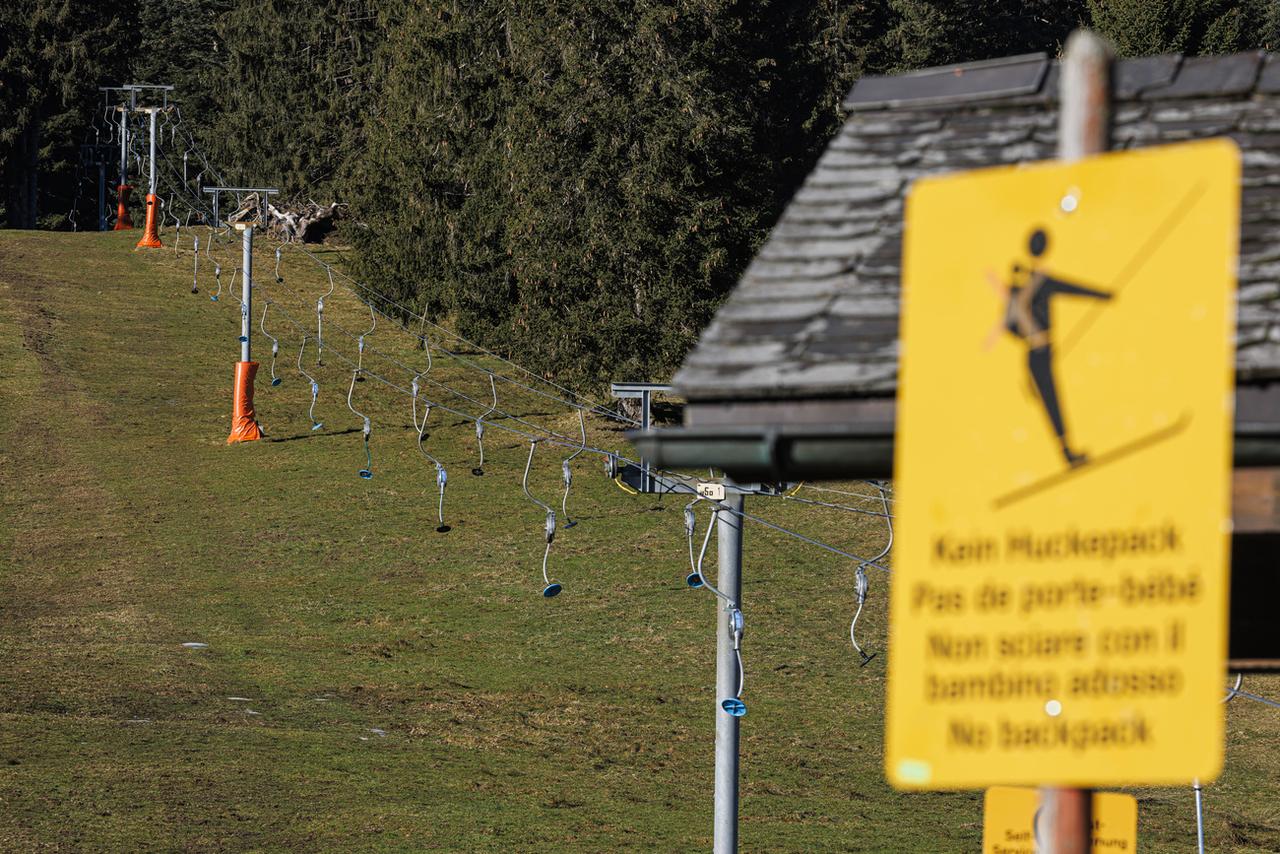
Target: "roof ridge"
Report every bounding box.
[846,49,1278,113]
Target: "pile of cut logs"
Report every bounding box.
[226,193,344,243]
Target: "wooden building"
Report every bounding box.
[633,49,1280,668]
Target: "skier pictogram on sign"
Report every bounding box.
[886,139,1239,791]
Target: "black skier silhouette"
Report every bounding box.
[985,228,1112,468]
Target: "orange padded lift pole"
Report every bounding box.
[134,108,162,248]
[228,223,263,443]
[112,99,133,229]
[135,194,162,247]
[227,361,263,443]
[114,184,133,229]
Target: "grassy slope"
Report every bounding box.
[0,228,1275,852]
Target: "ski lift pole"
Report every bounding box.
[713,488,744,854]
[98,88,133,229]
[240,223,253,363]
[1039,29,1112,854]
[135,106,164,248]
[221,186,279,445]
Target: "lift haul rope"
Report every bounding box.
[112,86,1280,854]
[149,111,912,736]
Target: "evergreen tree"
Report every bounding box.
[202,0,377,197]
[0,0,133,228]
[1088,0,1278,56]
[350,1,901,388]
[885,0,1088,69]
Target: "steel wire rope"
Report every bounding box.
[175,153,899,575]
[1234,688,1280,710]
[801,482,898,504]
[712,500,893,575]
[222,300,896,577]
[209,262,895,571]
[321,312,594,450]
[156,137,633,426]
[771,491,894,519]
[274,240,637,425]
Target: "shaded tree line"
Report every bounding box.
[2,0,1278,387]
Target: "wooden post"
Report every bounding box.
[1042,28,1113,854]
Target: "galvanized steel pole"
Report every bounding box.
[1041,28,1112,854]
[1194,779,1206,854]
[118,107,129,187]
[147,108,158,196]
[241,225,253,362]
[713,492,744,853]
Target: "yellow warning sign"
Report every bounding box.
[886,139,1239,789]
[982,786,1137,854]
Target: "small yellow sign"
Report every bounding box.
[886,139,1239,789]
[982,786,1137,854]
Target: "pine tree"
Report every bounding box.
[1088,0,1277,56]
[0,0,134,228]
[201,0,377,196]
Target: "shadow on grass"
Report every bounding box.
[267,427,361,443]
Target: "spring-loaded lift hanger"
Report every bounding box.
[274,246,284,283]
[421,333,433,374]
[170,196,181,256]
[522,440,561,597]
[316,267,335,366]
[560,409,587,529]
[296,337,323,431]
[412,376,450,533]
[850,482,893,666]
[346,368,374,478]
[472,374,498,476]
[682,499,708,589]
[211,262,224,302]
[259,302,282,386]
[689,506,748,717]
[355,302,376,380]
[190,236,200,293]
[722,606,747,718]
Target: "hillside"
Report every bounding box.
[0,228,1277,851]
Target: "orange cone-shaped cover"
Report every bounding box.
[114,184,133,230]
[227,361,264,444]
[135,193,162,248]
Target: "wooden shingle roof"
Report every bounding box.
[674,51,1280,403]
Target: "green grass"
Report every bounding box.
[0,228,1276,852]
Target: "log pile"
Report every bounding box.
[226,193,344,243]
